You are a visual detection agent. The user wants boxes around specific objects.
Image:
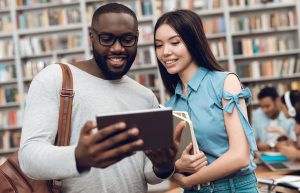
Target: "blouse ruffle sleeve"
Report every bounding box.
[222,87,258,152]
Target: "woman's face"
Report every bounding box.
[155,24,196,75]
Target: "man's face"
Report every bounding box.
[91,12,138,80]
[259,97,278,118]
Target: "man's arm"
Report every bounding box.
[19,66,80,180]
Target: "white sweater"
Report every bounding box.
[19,63,162,193]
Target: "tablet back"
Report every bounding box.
[96,108,173,150]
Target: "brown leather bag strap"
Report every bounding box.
[55,63,74,146]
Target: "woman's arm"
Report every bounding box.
[172,74,251,188]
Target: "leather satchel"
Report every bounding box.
[0,63,74,193]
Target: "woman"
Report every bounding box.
[277,90,300,159]
[154,10,258,192]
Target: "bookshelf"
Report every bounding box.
[0,0,300,165]
[157,0,300,103]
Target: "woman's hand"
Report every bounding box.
[175,143,207,174]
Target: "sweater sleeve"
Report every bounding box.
[143,154,164,185]
[19,65,80,180]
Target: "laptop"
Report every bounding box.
[258,152,300,172]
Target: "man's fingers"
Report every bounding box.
[81,121,97,135]
[91,122,127,144]
[91,128,141,152]
[96,138,143,162]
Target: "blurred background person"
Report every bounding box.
[252,86,296,151]
[277,90,300,160]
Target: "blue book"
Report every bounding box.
[261,154,289,163]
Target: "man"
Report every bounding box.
[252,86,296,151]
[18,3,177,193]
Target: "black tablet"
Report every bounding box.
[96,108,173,150]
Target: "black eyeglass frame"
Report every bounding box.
[91,28,139,47]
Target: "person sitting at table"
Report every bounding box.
[252,86,296,151]
[277,90,300,160]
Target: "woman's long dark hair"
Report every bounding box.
[154,10,224,95]
[281,90,300,123]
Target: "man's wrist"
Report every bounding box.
[153,166,175,179]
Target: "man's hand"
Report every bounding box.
[175,143,207,174]
[171,172,192,190]
[143,121,187,178]
[144,147,177,179]
[75,121,143,172]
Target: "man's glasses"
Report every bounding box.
[92,29,138,47]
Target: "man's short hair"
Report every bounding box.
[258,86,279,101]
[92,3,138,27]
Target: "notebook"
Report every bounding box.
[258,152,300,172]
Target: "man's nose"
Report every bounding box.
[111,39,125,52]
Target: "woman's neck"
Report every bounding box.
[178,63,199,89]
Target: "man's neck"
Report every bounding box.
[270,110,280,120]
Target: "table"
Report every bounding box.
[256,165,299,193]
[163,165,300,193]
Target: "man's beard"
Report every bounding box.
[92,45,136,80]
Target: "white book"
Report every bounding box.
[159,105,199,160]
[173,111,199,160]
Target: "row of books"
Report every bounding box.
[22,59,48,79]
[0,130,21,151]
[16,0,76,6]
[58,53,84,64]
[203,17,226,35]
[138,24,153,43]
[229,0,294,7]
[129,72,159,89]
[0,15,13,32]
[0,110,20,129]
[0,39,14,59]
[17,7,81,29]
[250,81,300,104]
[233,35,295,56]
[209,38,227,58]
[121,0,153,17]
[231,10,296,33]
[0,0,8,9]
[155,0,222,14]
[19,34,83,57]
[237,57,300,78]
[86,0,153,21]
[0,87,19,105]
[133,47,156,66]
[86,3,104,23]
[0,64,16,83]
